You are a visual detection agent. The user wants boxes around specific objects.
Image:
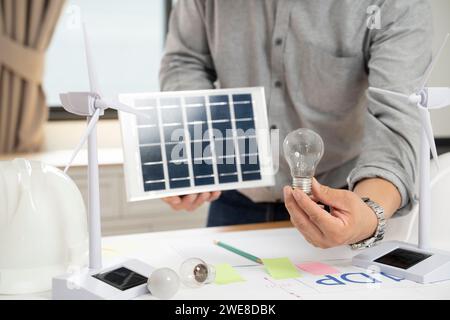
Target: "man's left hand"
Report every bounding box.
[283,179,378,249]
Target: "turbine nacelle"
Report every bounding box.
[60,92,102,117]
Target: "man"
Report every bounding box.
[159,0,432,249]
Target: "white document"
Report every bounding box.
[163,227,448,300]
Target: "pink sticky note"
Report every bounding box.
[297,262,339,276]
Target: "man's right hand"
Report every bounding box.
[162,192,221,212]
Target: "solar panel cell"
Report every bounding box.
[185,96,205,104]
[138,126,160,145]
[144,181,166,191]
[140,145,162,163]
[235,119,256,137]
[165,142,187,161]
[137,108,158,126]
[194,177,215,186]
[188,123,209,141]
[218,174,238,183]
[160,97,181,107]
[164,124,185,143]
[169,179,191,189]
[142,164,165,181]
[217,162,237,174]
[242,172,262,181]
[214,138,235,159]
[167,162,190,179]
[161,107,183,124]
[211,121,233,139]
[232,94,254,119]
[237,137,259,154]
[240,154,260,172]
[193,163,214,176]
[191,141,212,160]
[186,97,208,122]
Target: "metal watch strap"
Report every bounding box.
[350,197,386,250]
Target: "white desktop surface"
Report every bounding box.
[2,219,450,300]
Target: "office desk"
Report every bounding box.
[2,221,450,300]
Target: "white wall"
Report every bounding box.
[430,0,450,138]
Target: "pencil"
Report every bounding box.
[214,240,263,264]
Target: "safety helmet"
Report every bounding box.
[0,159,88,294]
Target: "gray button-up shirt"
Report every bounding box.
[160,0,433,213]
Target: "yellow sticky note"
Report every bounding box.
[262,258,301,280]
[214,264,245,285]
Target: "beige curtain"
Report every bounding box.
[0,0,65,154]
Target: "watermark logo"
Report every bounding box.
[168,127,280,174]
[366,5,381,30]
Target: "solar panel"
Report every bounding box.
[119,87,274,201]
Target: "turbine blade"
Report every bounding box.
[426,87,450,110]
[418,107,440,170]
[368,87,410,101]
[82,21,102,96]
[64,108,102,173]
[98,99,151,119]
[112,102,151,119]
[419,33,450,90]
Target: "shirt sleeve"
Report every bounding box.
[159,0,217,91]
[347,0,433,214]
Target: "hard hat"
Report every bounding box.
[0,159,88,294]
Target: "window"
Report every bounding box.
[44,0,171,120]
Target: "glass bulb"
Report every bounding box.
[179,258,216,288]
[283,128,324,195]
[147,267,180,300]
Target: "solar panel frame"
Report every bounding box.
[119,87,274,201]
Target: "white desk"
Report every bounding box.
[3,221,450,300]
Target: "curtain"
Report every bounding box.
[0,0,65,154]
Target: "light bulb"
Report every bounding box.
[147,267,180,300]
[283,128,324,195]
[179,258,216,288]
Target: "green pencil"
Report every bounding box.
[214,240,263,264]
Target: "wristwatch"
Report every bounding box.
[350,197,386,250]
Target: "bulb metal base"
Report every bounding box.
[193,263,216,284]
[292,177,312,195]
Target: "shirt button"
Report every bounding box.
[275,38,283,46]
[274,80,282,88]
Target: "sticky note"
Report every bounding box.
[262,258,301,280]
[214,264,245,285]
[297,262,339,275]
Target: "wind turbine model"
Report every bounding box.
[353,34,450,283]
[52,22,154,299]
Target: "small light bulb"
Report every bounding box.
[283,128,324,195]
[179,258,216,288]
[147,267,180,300]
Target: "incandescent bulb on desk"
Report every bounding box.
[147,267,180,300]
[283,128,324,195]
[179,258,216,288]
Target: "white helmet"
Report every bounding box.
[0,159,88,294]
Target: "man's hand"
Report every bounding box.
[162,192,221,212]
[283,179,378,249]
